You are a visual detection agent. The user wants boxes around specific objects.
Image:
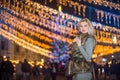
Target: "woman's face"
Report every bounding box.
[79,22,89,34]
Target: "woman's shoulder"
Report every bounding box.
[88,35,95,38]
[87,35,96,41]
[87,35,97,46]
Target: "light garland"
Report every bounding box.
[94,44,120,56]
[0,23,52,49]
[85,0,120,11]
[0,16,52,50]
[0,12,52,43]
[95,10,120,26]
[56,0,120,28]
[0,25,54,58]
[0,11,73,44]
[12,0,78,34]
[58,0,120,11]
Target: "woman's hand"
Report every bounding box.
[73,37,81,46]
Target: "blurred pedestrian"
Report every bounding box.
[109,59,117,80]
[51,63,57,80]
[21,59,31,80]
[0,56,4,80]
[2,56,14,80]
[32,61,40,80]
[104,62,109,80]
[42,63,51,80]
[16,61,23,80]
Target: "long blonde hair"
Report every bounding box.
[77,18,95,36]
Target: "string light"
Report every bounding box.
[0,26,54,59]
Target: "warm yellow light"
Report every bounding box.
[92,54,97,58]
[113,36,117,44]
[49,0,53,3]
[58,5,62,12]
[41,59,44,63]
[3,56,6,59]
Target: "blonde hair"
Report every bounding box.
[77,18,95,36]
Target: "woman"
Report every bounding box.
[71,18,97,80]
